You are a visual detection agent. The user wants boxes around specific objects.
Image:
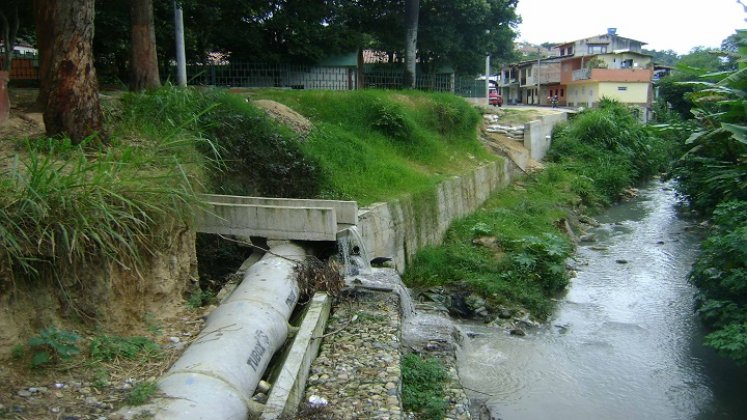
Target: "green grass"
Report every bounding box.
[247,89,494,205]
[404,166,578,318]
[401,353,449,420]
[89,335,160,361]
[126,381,158,406]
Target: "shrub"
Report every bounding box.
[27,327,81,367]
[369,100,413,141]
[690,200,747,364]
[547,100,671,203]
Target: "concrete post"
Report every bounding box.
[174,1,187,87]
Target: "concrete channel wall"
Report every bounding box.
[358,111,567,272]
[358,158,514,272]
[524,112,567,161]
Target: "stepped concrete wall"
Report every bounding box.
[358,158,515,272]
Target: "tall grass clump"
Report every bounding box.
[547,98,672,204]
[0,138,203,311]
[0,87,217,316]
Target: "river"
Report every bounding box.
[457,181,747,420]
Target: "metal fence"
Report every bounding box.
[181,62,487,98]
[0,56,39,80]
[184,63,357,90]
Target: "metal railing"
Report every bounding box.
[185,63,357,90]
[0,57,39,80]
[180,62,488,98]
[573,68,591,81]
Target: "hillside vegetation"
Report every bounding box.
[0,87,492,317]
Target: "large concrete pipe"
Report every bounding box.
[118,242,306,419]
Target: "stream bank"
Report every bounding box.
[457,180,747,420]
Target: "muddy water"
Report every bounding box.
[457,181,747,420]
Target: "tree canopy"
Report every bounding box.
[90,0,519,81]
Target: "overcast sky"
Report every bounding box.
[515,0,747,54]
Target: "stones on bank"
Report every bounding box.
[302,269,471,419]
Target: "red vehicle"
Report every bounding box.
[489,88,503,107]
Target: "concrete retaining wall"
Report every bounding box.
[524,112,567,161]
[358,159,514,272]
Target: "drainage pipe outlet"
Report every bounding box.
[118,242,306,419]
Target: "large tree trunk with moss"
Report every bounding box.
[33,0,55,111]
[403,0,419,89]
[42,0,103,143]
[129,0,160,91]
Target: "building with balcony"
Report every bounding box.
[500,30,654,116]
[561,51,653,109]
[499,57,563,106]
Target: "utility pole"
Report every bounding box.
[536,48,541,105]
[174,1,187,87]
[485,54,491,106]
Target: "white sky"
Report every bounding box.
[515,0,747,54]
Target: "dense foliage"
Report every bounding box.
[691,201,747,365]
[671,30,747,365]
[548,99,672,205]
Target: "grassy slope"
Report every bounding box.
[247,89,495,205]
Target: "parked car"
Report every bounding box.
[489,88,503,107]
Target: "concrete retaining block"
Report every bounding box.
[202,194,358,225]
[261,292,332,419]
[524,113,567,161]
[198,202,338,241]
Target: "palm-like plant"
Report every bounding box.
[674,29,747,212]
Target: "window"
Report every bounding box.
[621,59,634,69]
[560,89,564,97]
[588,45,607,54]
[560,48,566,56]
[618,86,628,91]
[568,47,573,55]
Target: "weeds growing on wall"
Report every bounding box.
[404,167,577,317]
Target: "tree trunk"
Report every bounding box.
[403,0,419,89]
[42,0,103,143]
[1,7,19,72]
[33,0,55,111]
[129,0,160,91]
